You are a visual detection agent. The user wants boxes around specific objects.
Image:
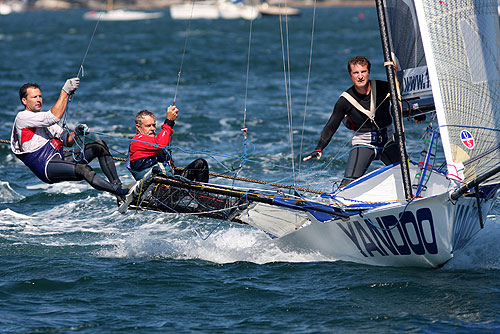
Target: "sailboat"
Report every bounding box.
[257,2,300,16]
[120,0,500,268]
[83,0,163,21]
[0,0,25,15]
[169,0,261,20]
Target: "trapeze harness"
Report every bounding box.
[127,146,209,184]
[11,111,67,183]
[340,80,394,157]
[339,80,400,184]
[11,110,124,194]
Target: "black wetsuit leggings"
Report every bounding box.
[46,140,122,194]
[341,142,400,187]
[174,158,210,183]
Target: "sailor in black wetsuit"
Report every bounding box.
[303,56,400,187]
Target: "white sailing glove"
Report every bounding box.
[303,150,322,161]
[62,77,80,95]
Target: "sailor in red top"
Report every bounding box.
[128,106,209,182]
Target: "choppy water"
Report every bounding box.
[1,7,500,333]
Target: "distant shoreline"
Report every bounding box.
[33,0,375,10]
[287,1,374,8]
[127,1,376,10]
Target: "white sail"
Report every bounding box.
[413,0,500,186]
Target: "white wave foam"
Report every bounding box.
[0,194,121,241]
[0,208,31,219]
[0,181,24,202]
[99,217,333,264]
[444,216,500,270]
[3,192,497,268]
[27,181,89,194]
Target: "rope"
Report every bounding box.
[0,138,323,194]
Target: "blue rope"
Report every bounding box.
[414,128,439,198]
[82,130,345,192]
[90,130,313,174]
[441,124,500,132]
[71,130,89,164]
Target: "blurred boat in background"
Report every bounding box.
[84,0,163,21]
[257,2,300,16]
[0,0,25,15]
[170,0,261,20]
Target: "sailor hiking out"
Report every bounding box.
[10,78,129,200]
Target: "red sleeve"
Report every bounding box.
[129,124,174,162]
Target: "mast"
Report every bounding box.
[375,0,413,200]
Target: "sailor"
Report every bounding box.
[11,79,129,198]
[303,56,400,187]
[127,106,209,182]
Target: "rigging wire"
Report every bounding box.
[279,2,296,186]
[62,12,102,162]
[63,12,102,127]
[297,0,317,183]
[242,4,255,131]
[235,2,258,182]
[76,13,102,80]
[172,1,196,106]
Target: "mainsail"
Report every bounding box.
[391,0,500,187]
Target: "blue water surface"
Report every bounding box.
[0,7,500,333]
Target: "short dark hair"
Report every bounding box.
[347,56,371,74]
[19,83,40,103]
[135,109,156,126]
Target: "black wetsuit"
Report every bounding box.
[47,140,124,194]
[315,80,400,186]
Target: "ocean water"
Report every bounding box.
[1,7,500,333]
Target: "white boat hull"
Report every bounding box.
[276,192,493,268]
[170,3,220,20]
[83,9,163,21]
[170,0,260,20]
[257,3,300,16]
[232,163,497,268]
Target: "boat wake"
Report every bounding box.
[2,195,499,269]
[443,216,500,270]
[98,218,333,264]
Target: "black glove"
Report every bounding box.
[303,150,322,161]
[75,123,89,136]
[414,113,426,124]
